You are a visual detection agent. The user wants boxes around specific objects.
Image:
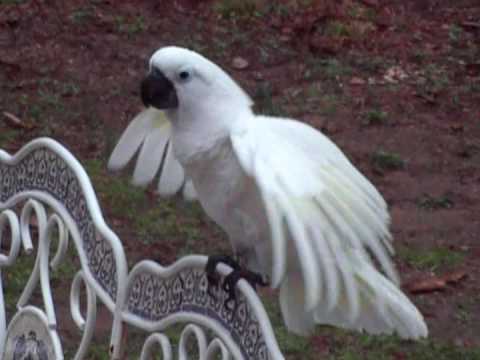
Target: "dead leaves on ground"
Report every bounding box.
[404,270,468,295]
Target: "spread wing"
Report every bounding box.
[108,108,196,200]
[231,115,427,338]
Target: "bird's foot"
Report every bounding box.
[222,268,269,311]
[205,255,240,300]
[205,255,268,311]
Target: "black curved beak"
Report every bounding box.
[141,71,178,109]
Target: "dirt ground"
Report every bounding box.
[1,0,479,358]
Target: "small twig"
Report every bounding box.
[460,21,480,31]
[2,111,30,129]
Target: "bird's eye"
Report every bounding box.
[179,70,191,81]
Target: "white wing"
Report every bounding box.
[231,115,427,338]
[108,108,197,200]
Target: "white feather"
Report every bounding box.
[254,165,286,288]
[231,116,427,338]
[107,108,197,200]
[132,122,170,186]
[108,108,164,170]
[109,46,428,339]
[157,142,185,196]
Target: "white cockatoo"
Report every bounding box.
[108,46,428,339]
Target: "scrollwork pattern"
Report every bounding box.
[0,139,284,359]
[127,268,270,359]
[0,147,117,299]
[0,198,105,360]
[139,325,232,360]
[70,271,97,360]
[0,209,21,350]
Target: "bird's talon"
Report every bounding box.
[206,255,238,300]
[205,255,267,310]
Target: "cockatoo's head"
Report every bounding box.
[141,46,252,113]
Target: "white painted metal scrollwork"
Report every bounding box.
[140,333,173,359]
[0,201,66,359]
[70,271,97,360]
[123,257,283,359]
[0,200,100,360]
[0,138,284,359]
[0,209,21,349]
[139,324,233,360]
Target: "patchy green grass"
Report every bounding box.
[84,159,146,219]
[0,129,18,147]
[262,293,480,359]
[448,24,464,45]
[115,15,147,36]
[398,246,465,271]
[133,200,204,247]
[0,0,25,4]
[304,57,353,81]
[319,94,340,116]
[64,335,112,359]
[324,20,353,37]
[371,150,405,171]
[3,234,79,322]
[213,0,258,19]
[323,58,353,79]
[363,109,388,126]
[84,159,220,258]
[38,89,64,112]
[416,63,451,97]
[326,331,480,360]
[84,346,111,360]
[253,81,286,116]
[70,5,95,24]
[411,48,428,64]
[349,54,387,74]
[3,254,36,312]
[417,193,454,210]
[261,295,313,356]
[4,78,82,134]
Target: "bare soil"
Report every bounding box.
[1,0,479,358]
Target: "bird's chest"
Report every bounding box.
[188,150,269,267]
[173,132,268,263]
[183,142,246,225]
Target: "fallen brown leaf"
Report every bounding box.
[404,277,446,294]
[350,77,366,85]
[442,270,467,284]
[404,270,468,294]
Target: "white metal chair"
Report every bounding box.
[0,138,284,359]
